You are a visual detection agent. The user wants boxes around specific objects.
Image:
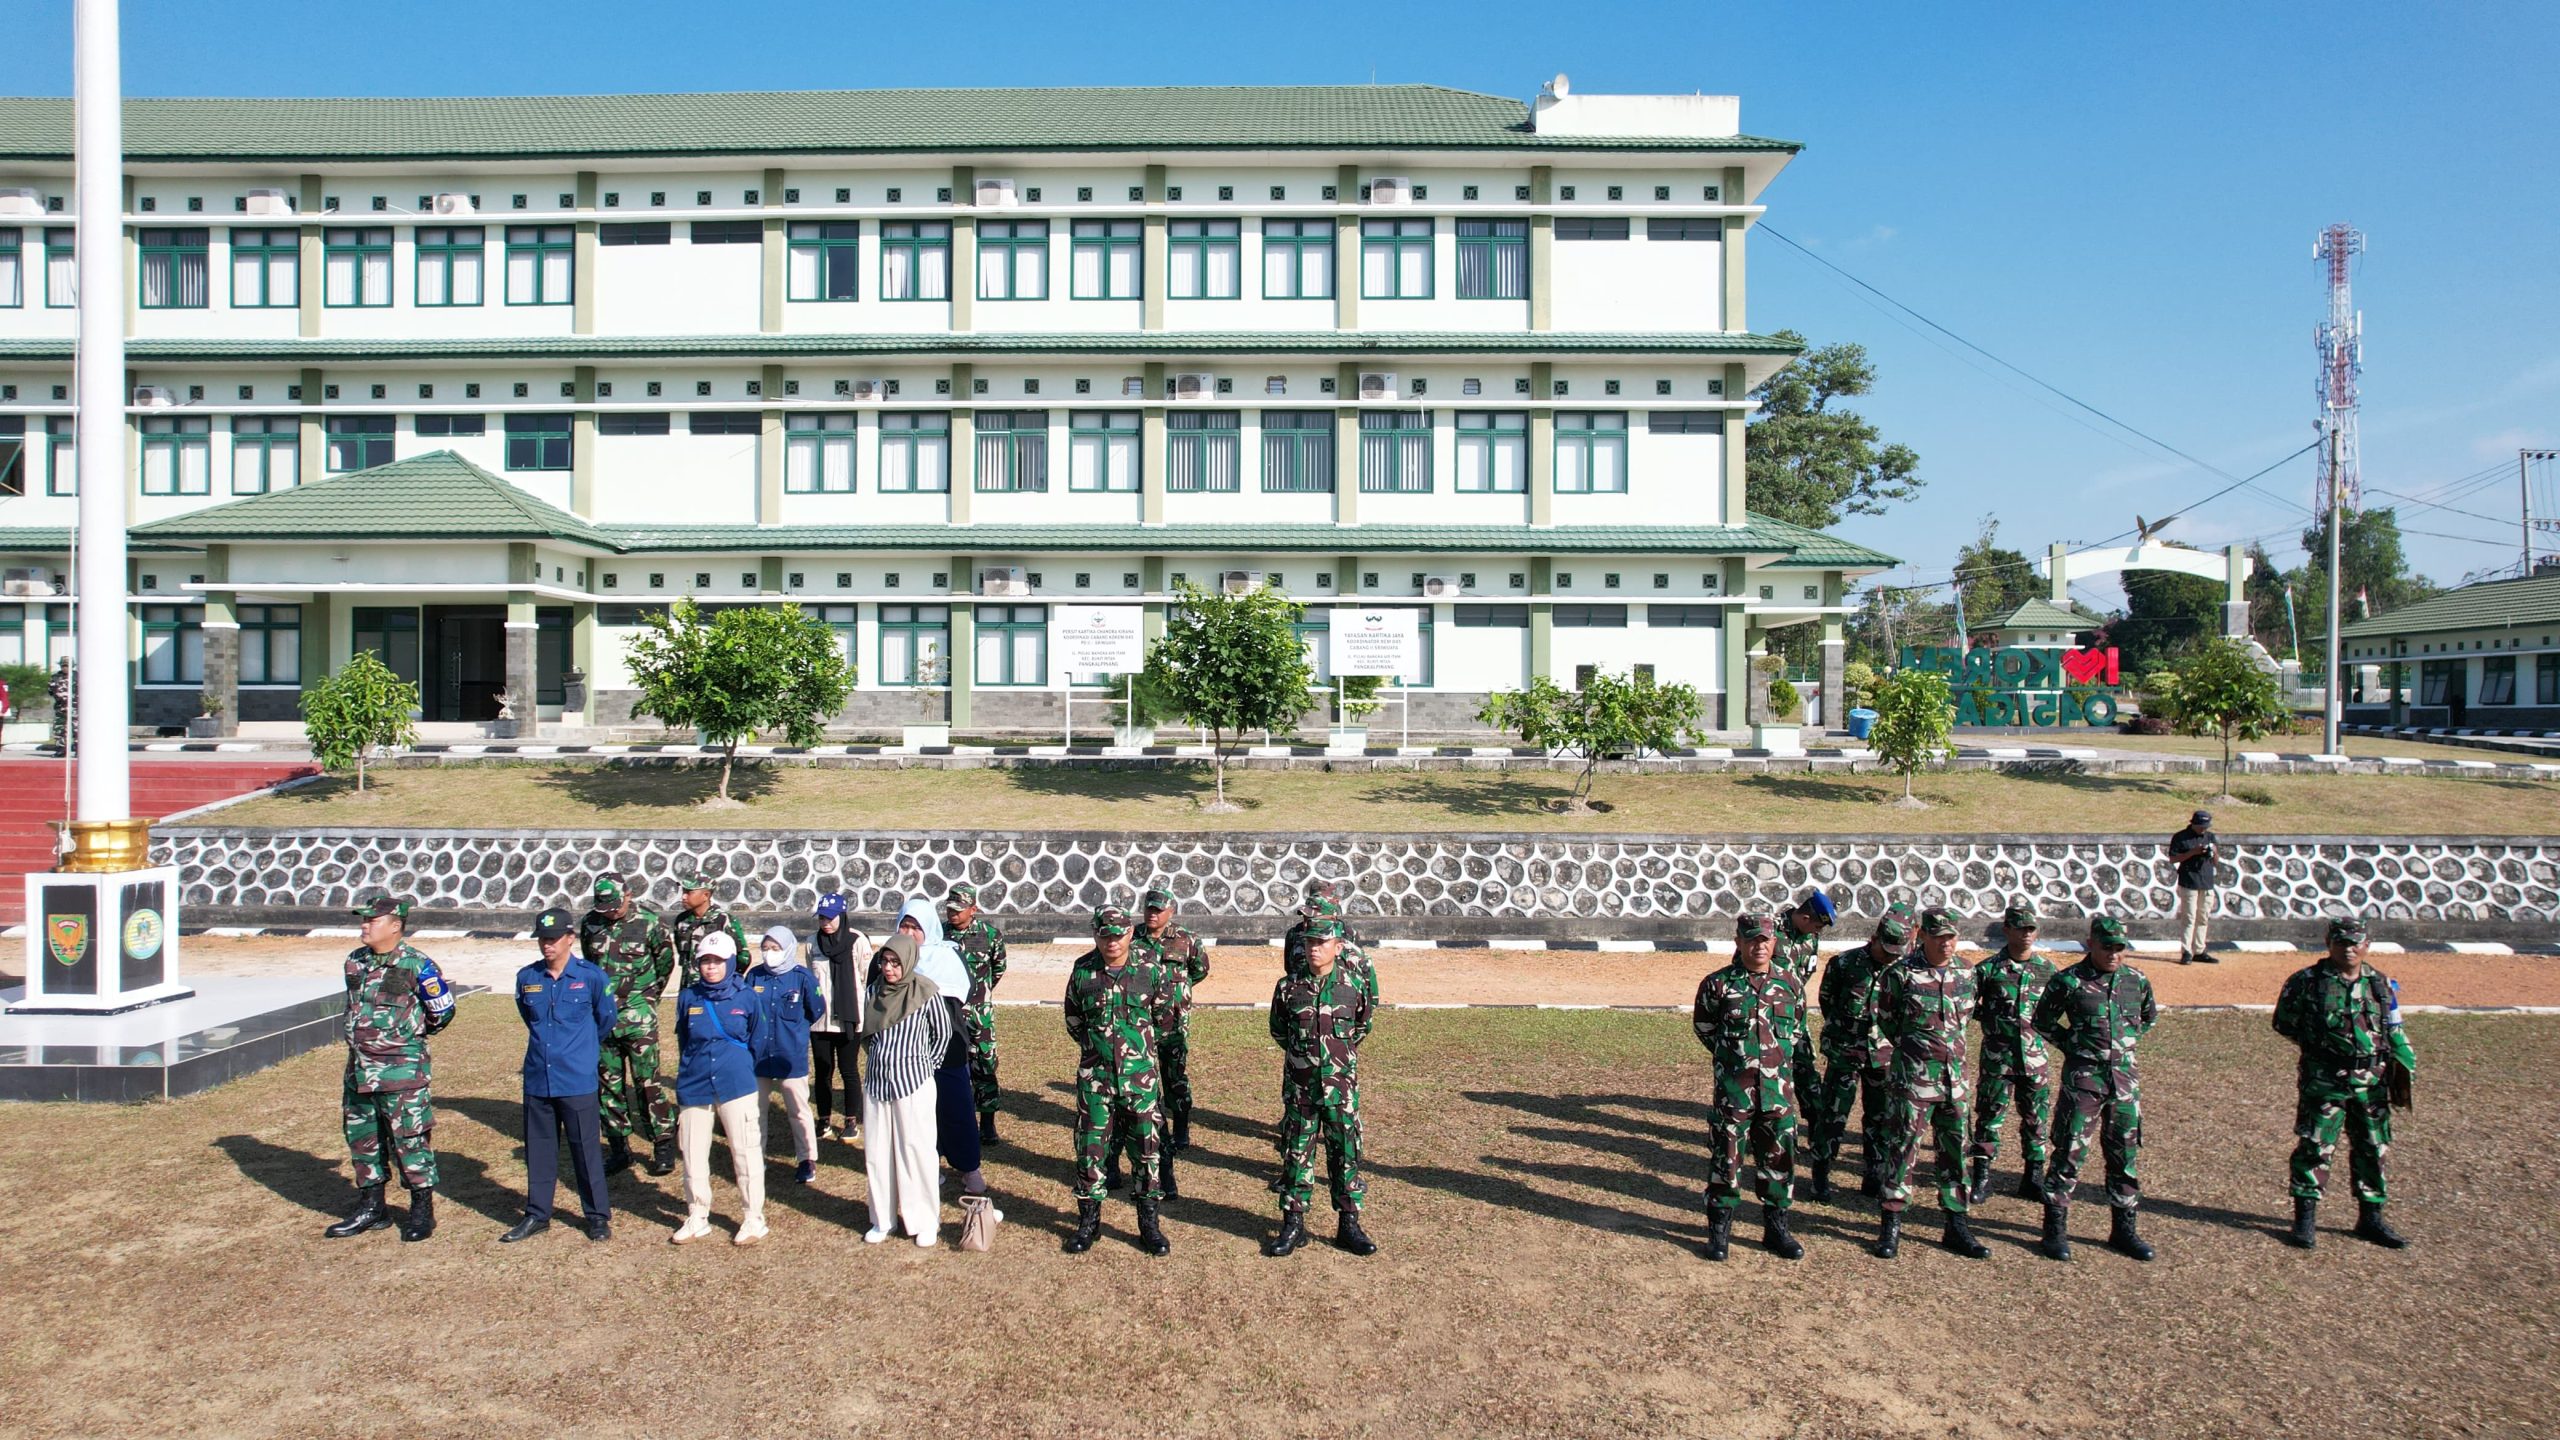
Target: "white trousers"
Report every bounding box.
[862,1083,942,1241]
[2179,888,2216,953]
[679,1094,765,1226]
[761,1075,818,1162]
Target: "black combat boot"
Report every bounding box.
[1134,1197,1171,1256]
[1062,1199,1103,1254]
[2039,1201,2073,1262]
[499,1214,549,1244]
[2106,1206,2154,1262]
[1803,1153,1833,1203]
[605,1134,633,1175]
[2015,1167,2046,1203]
[1941,1213,1990,1260]
[2354,1202,2408,1250]
[978,1108,1000,1147]
[324,1184,392,1239]
[1334,1209,1378,1257]
[1157,1150,1181,1202]
[399,1187,436,1243]
[1967,1154,1994,1207]
[645,1136,678,1177]
[1702,1207,1733,1261]
[2286,1197,2319,1250]
[1263,1211,1309,1258]
[1860,1159,1884,1199]
[1763,1206,1803,1261]
[1172,1106,1192,1153]
[1872,1208,1902,1260]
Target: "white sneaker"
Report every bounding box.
[669,1218,712,1246]
[733,1218,768,1247]
[863,1227,888,1244]
[915,1230,938,1248]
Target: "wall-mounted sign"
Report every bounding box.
[1330,608,1421,677]
[1900,644,2122,727]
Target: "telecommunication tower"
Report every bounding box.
[2314,224,2364,508]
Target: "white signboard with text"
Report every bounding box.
[1051,606,1148,675]
[1329,607,1421,678]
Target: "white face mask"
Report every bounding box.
[762,946,785,963]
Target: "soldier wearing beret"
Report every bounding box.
[323,894,457,1243]
[2033,914,2159,1262]
[1872,906,1988,1260]
[1692,912,1808,1261]
[1969,901,2060,1205]
[668,869,750,992]
[2274,916,2414,1250]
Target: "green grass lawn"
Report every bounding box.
[2067,731,2547,766]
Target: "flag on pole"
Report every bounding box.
[1952,583,1970,651]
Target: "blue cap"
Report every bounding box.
[815,892,848,920]
[1800,891,1837,928]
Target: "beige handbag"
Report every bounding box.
[957,1194,997,1252]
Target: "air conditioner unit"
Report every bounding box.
[973,178,1018,208]
[1369,176,1415,205]
[1421,575,1464,599]
[132,385,178,410]
[430,192,477,216]
[1221,570,1265,596]
[848,378,887,401]
[1172,372,1216,401]
[978,566,1030,597]
[0,187,41,217]
[243,187,294,217]
[2,567,62,597]
[1358,372,1398,400]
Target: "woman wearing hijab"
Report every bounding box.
[806,893,868,1144]
[748,923,826,1184]
[896,898,1002,1223]
[862,932,950,1246]
[672,930,767,1246]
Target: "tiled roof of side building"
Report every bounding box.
[126,450,617,548]
[1743,511,1899,569]
[1991,597,2099,630]
[0,332,1805,364]
[0,86,1802,162]
[2336,572,2560,640]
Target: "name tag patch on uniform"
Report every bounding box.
[687,1006,704,1015]
[522,985,543,993]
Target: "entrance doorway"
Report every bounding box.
[422,605,506,722]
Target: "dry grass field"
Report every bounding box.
[3,1004,2554,1438]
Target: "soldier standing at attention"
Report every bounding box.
[1772,890,1836,1135]
[1264,916,1379,1259]
[582,874,680,1177]
[1136,885,1211,1158]
[1271,879,1353,1186]
[1968,902,2059,1205]
[1873,907,1988,1260]
[1061,905,1178,1257]
[1804,902,1912,1201]
[323,894,457,1243]
[941,882,1010,1146]
[503,907,617,1244]
[2274,916,2414,1251]
[669,870,750,991]
[1691,913,1807,1262]
[2033,915,2159,1262]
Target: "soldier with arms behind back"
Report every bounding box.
[2033,915,2159,1262]
[1804,902,1911,1201]
[942,882,1010,1146]
[582,873,681,1177]
[1968,901,2059,1205]
[1134,885,1211,1195]
[2274,916,2414,1250]
[1264,915,1380,1259]
[1692,913,1808,1261]
[1872,906,1990,1260]
[1061,905,1179,1257]
[668,869,750,992]
[1772,891,1836,1143]
[323,894,457,1243]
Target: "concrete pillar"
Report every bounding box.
[948,364,974,525]
[1528,361,1555,528]
[199,545,237,736]
[1332,164,1360,331]
[950,164,976,333]
[299,592,333,690]
[573,170,598,335]
[1722,362,1749,523]
[1143,556,1167,641]
[571,365,597,514]
[297,366,324,480]
[946,599,975,730]
[504,545,540,737]
[297,174,322,339]
[121,177,137,338]
[2049,542,2070,604]
[1720,565,1750,732]
[1820,570,1846,733]
[758,363,785,523]
[1141,362,1167,525]
[1720,166,1747,331]
[1333,361,1360,526]
[760,167,786,333]
[1528,165,1553,333]
[1744,625,1771,726]
[1141,164,1167,332]
[2223,542,2250,638]
[570,599,596,726]
[1529,556,1553,682]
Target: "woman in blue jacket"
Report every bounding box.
[672,930,767,1246]
[749,923,826,1185]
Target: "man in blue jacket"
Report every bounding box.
[504,907,619,1243]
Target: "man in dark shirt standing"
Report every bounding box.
[2167,809,2222,965]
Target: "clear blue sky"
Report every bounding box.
[8,1,2555,609]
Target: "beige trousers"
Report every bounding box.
[761,1075,817,1162]
[679,1094,765,1226]
[862,1083,942,1240]
[2179,888,2216,953]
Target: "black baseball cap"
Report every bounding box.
[533,907,574,942]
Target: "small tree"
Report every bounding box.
[1477,669,1705,808]
[624,597,855,801]
[1148,579,1314,811]
[1098,661,1184,730]
[1840,660,1878,714]
[1866,667,1956,807]
[1336,673,1385,725]
[2165,636,2289,800]
[1766,675,1801,724]
[301,651,419,792]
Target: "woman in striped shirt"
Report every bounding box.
[861,932,950,1246]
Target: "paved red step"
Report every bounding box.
[0,759,316,924]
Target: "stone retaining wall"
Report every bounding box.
[151,827,2560,942]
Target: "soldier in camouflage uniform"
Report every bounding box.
[1968,901,2059,1205]
[1264,916,1380,1258]
[1873,907,1989,1259]
[668,870,750,992]
[1804,901,1913,1201]
[1271,879,1357,1187]
[940,882,1009,1145]
[1773,891,1836,1135]
[1691,913,1807,1261]
[581,874,681,1177]
[1136,885,1211,1166]
[2032,914,2159,1262]
[324,894,457,1243]
[2274,916,2415,1251]
[1061,904,1179,1256]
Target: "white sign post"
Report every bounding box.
[1325,609,1419,751]
[1052,607,1148,744]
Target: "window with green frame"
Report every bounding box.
[228,227,297,308]
[1067,411,1138,492]
[974,410,1048,493]
[137,228,209,309]
[351,606,421,684]
[1360,219,1433,298]
[44,227,76,307]
[878,603,949,685]
[1358,410,1432,492]
[784,412,855,493]
[974,603,1048,686]
[1454,411,1526,493]
[505,413,573,471]
[0,228,20,308]
[138,604,204,685]
[1555,411,1628,493]
[415,226,484,306]
[1168,219,1240,299]
[323,415,394,473]
[788,221,860,301]
[504,225,573,305]
[231,416,298,494]
[0,602,20,664]
[1260,219,1334,299]
[0,417,21,496]
[975,219,1048,300]
[1260,410,1335,493]
[237,603,302,685]
[140,415,211,495]
[44,416,74,494]
[1455,220,1528,299]
[1069,220,1142,299]
[1167,410,1240,492]
[811,604,859,672]
[321,227,391,307]
[880,221,950,301]
[879,412,949,492]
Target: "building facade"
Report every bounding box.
[2339,571,2560,731]
[0,82,1891,737]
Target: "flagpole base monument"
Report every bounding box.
[14,822,193,1016]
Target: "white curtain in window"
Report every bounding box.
[1458,431,1523,493]
[417,254,447,307]
[883,630,915,684]
[1495,237,1526,298]
[448,250,483,305]
[1168,244,1199,298]
[916,245,949,300]
[818,431,853,491]
[1360,242,1391,297]
[143,628,174,683]
[539,248,569,301]
[1588,435,1626,492]
[883,244,916,300]
[1205,239,1238,298]
[46,248,75,306]
[1070,244,1102,297]
[1299,241,1331,297]
[264,251,298,305]
[180,433,209,493]
[1012,629,1044,685]
[0,247,20,306]
[505,246,537,303]
[1262,242,1292,297]
[325,251,357,306]
[364,248,391,303]
[977,243,1008,298]
[1397,242,1429,296]
[785,435,819,492]
[976,629,1006,683]
[1104,243,1138,297]
[143,443,172,494]
[1557,439,1587,493]
[1015,243,1046,297]
[790,243,822,298]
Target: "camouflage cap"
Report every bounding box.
[1735,912,1778,941]
[592,874,625,903]
[1092,904,1133,937]
[2089,915,2132,950]
[1874,902,1915,946]
[945,882,979,908]
[1298,895,1343,921]
[1305,878,1344,904]
[352,894,409,922]
[1918,907,1960,938]
[676,870,714,893]
[2002,901,2041,932]
[533,906,574,942]
[2326,916,2369,945]
[1303,916,1349,942]
[1141,886,1174,910]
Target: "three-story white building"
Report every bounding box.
[0,80,1890,737]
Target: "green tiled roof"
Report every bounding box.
[127,451,615,548]
[2337,572,2560,640]
[1744,511,1899,569]
[0,332,1802,364]
[1991,597,2096,630]
[0,87,1800,163]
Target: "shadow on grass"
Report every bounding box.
[1361,774,1571,820]
[1019,1080,1280,1246]
[531,761,782,812]
[214,1126,522,1229]
[1000,764,1268,816]
[440,1095,688,1228]
[1732,774,1898,807]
